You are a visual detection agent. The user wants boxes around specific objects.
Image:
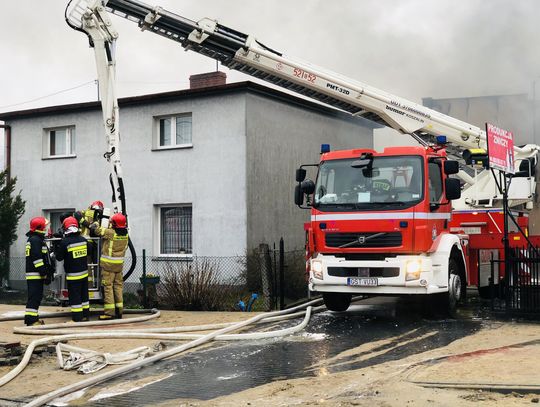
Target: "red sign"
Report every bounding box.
[486,123,515,174]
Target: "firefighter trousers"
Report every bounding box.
[102,270,123,317]
[67,277,89,322]
[25,279,44,325]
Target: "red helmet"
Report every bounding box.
[30,217,49,233]
[62,216,79,230]
[110,213,127,228]
[90,200,104,211]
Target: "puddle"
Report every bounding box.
[80,297,484,406]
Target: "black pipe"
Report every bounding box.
[279,238,285,310]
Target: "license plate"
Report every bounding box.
[347,277,378,287]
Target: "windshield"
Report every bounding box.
[314,155,423,210]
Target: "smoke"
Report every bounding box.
[0,0,539,112]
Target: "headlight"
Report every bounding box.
[312,260,324,280]
[405,260,422,281]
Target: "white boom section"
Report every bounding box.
[66,0,126,215]
[70,0,539,210]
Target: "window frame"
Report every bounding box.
[42,126,77,159]
[156,204,193,258]
[43,208,76,235]
[428,159,444,204]
[154,113,193,150]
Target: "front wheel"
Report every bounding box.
[433,258,463,317]
[323,292,352,312]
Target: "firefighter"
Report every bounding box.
[90,213,129,320]
[75,201,104,237]
[55,217,90,322]
[74,201,104,281]
[24,217,53,326]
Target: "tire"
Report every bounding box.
[434,258,463,317]
[323,292,352,312]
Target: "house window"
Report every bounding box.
[44,209,75,235]
[159,205,192,255]
[157,114,192,149]
[43,127,76,158]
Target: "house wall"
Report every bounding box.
[245,92,375,251]
[9,93,248,258]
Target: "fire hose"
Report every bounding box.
[0,298,332,407]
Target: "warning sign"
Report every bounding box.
[486,123,515,174]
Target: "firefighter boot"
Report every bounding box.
[99,314,114,320]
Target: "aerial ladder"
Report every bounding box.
[66,0,540,312]
[66,0,538,209]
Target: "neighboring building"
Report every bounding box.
[0,74,377,266]
[423,93,535,146]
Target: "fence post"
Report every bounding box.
[279,238,285,310]
[142,249,147,309]
[258,244,271,311]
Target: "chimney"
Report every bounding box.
[189,71,227,90]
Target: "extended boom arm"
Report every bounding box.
[66,0,126,217]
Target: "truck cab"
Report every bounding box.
[295,145,465,313]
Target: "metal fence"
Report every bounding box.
[1,244,307,312]
[491,247,540,316]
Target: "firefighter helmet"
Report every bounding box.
[29,217,49,233]
[90,200,104,211]
[62,216,79,230]
[110,213,127,228]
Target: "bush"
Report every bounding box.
[156,258,244,311]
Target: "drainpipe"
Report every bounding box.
[0,123,11,288]
[0,124,10,180]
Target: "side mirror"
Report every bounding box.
[301,180,316,195]
[444,160,459,175]
[296,168,307,182]
[445,178,461,200]
[294,184,304,206]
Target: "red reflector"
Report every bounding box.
[61,289,69,298]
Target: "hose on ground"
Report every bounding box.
[0,308,156,322]
[23,301,318,407]
[15,304,328,336]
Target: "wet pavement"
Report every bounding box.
[75,296,488,406]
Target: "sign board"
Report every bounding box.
[486,123,515,174]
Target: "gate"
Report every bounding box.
[491,247,540,315]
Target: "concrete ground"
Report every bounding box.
[0,297,539,406]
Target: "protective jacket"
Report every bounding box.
[25,232,51,280]
[92,224,129,273]
[75,208,101,237]
[55,234,88,280]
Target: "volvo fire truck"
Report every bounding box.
[66,0,540,314]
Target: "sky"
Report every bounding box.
[1,0,540,161]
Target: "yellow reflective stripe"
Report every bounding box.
[82,305,90,309]
[67,244,87,252]
[26,275,44,280]
[34,262,44,268]
[25,311,39,316]
[101,257,124,264]
[113,235,128,241]
[104,303,115,309]
[115,302,123,308]
[66,273,89,281]
[71,308,83,312]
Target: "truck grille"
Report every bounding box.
[328,267,400,278]
[325,232,402,248]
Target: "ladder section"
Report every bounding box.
[105,0,387,125]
